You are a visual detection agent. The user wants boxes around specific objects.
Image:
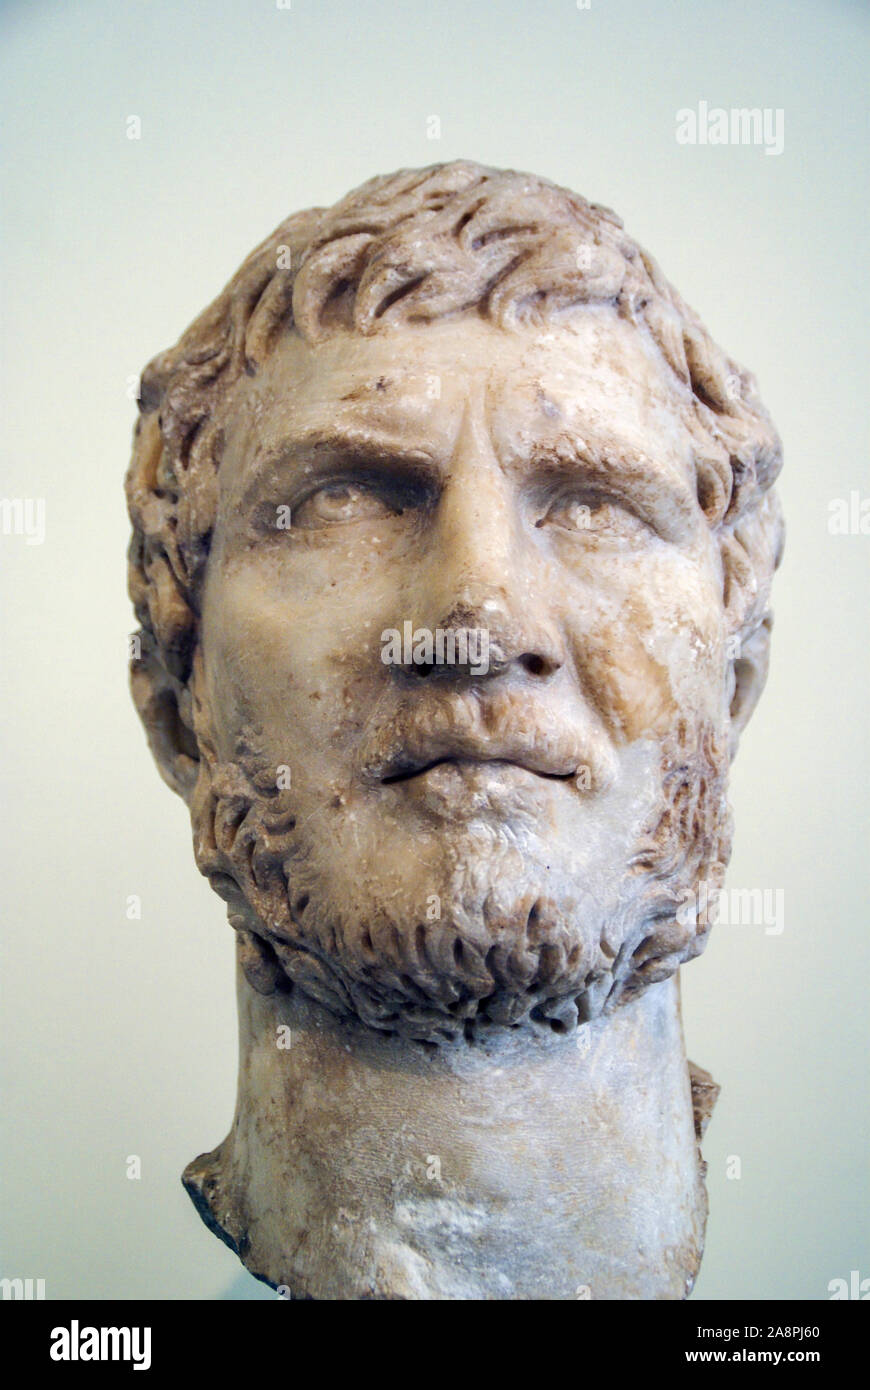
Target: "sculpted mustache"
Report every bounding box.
[357,689,611,786]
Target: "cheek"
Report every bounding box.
[564,545,727,741]
[201,549,395,777]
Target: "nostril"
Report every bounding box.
[521,653,554,677]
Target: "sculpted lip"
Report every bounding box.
[381,756,577,785]
[359,694,593,786]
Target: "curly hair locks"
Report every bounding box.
[126,160,783,798]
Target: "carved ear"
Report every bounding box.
[720,513,780,760]
[130,644,200,802]
[727,614,773,759]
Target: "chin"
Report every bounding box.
[192,719,732,1044]
[224,807,658,1041]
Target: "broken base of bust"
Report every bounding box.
[183,947,716,1300]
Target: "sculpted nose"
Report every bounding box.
[399,429,565,682]
[432,595,563,681]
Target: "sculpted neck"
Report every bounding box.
[183,950,710,1299]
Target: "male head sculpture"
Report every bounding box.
[126,161,783,1298]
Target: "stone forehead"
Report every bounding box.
[219,312,690,475]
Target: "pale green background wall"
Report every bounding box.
[1,0,867,1300]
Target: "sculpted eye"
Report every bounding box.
[539,493,650,541]
[291,481,399,528]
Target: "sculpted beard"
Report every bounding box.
[189,665,732,1044]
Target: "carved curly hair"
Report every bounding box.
[126,160,784,798]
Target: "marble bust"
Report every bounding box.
[125,160,783,1299]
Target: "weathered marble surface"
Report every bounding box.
[184,963,708,1300]
[126,160,783,1298]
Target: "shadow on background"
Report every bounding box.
[219,1271,275,1301]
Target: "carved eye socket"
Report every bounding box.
[539,494,650,540]
[292,481,399,528]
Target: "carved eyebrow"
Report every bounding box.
[526,431,677,484]
[523,431,699,532]
[234,425,440,508]
[232,422,700,538]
